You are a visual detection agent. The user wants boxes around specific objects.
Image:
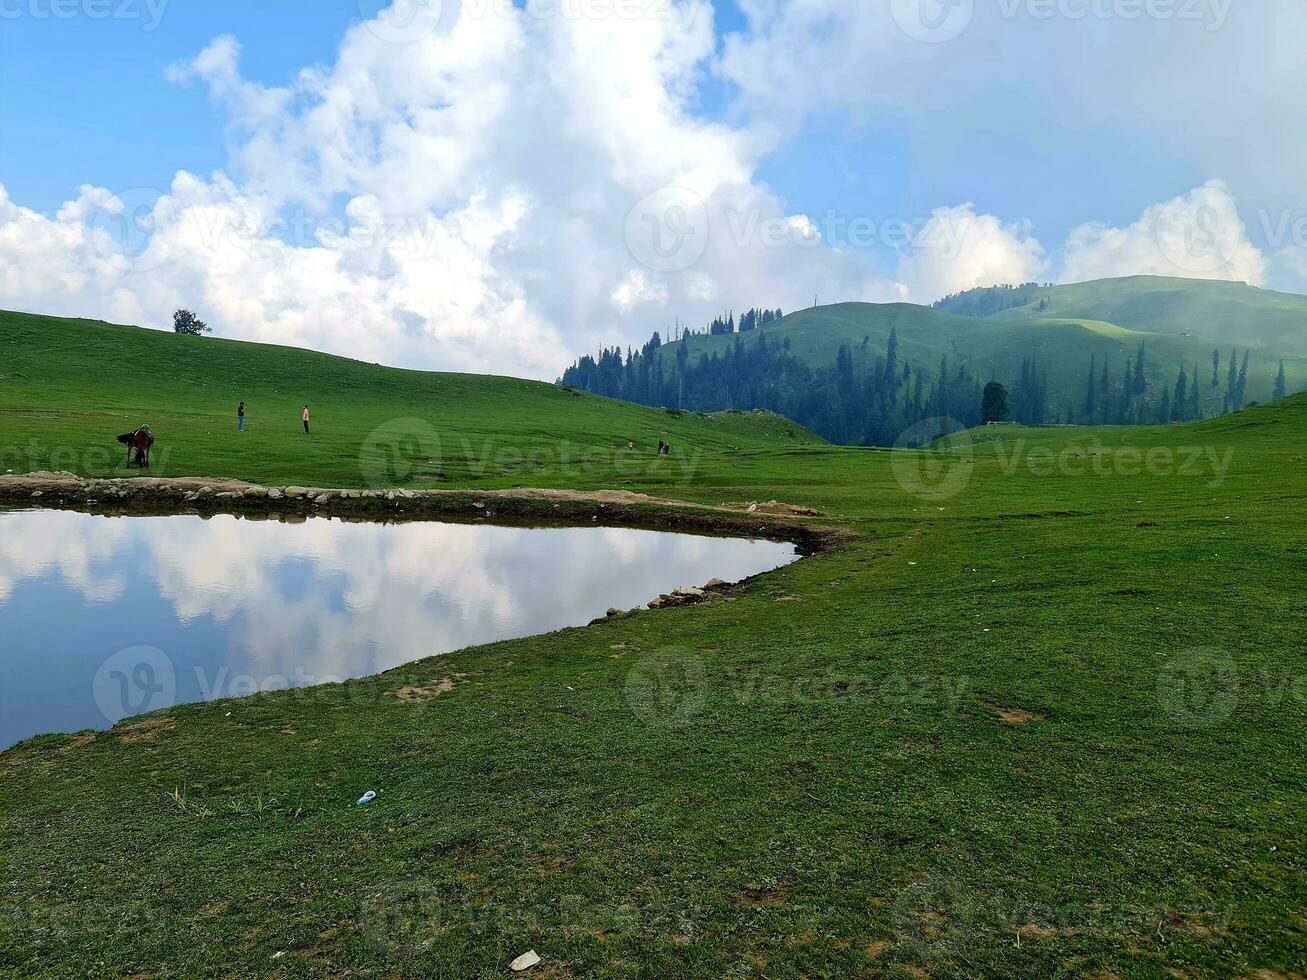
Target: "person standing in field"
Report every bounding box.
[302,405,310,435]
[237,401,245,432]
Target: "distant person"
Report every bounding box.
[661,442,670,456]
[657,439,666,455]
[302,405,310,435]
[237,401,245,432]
[627,440,635,450]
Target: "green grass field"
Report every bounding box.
[1,311,1305,977]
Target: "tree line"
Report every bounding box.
[560,319,1049,446]
[561,312,1290,446]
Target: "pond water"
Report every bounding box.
[0,508,797,750]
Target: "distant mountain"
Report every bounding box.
[561,277,1307,445]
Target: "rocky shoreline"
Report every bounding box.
[0,472,844,553]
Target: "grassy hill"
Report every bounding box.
[650,281,1306,423]
[1,311,1305,976]
[958,275,1307,355]
[0,310,822,488]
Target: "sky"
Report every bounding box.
[1,0,1305,379]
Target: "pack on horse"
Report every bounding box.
[117,425,156,468]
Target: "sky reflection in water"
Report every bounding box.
[0,509,796,749]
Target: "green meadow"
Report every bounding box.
[0,311,1304,977]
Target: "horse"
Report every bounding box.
[117,425,155,468]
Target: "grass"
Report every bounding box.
[0,310,822,490]
[1,312,1305,977]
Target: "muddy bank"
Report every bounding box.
[0,472,845,552]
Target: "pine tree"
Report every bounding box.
[1273,360,1288,401]
[1189,365,1201,419]
[1173,367,1188,423]
[1236,350,1250,408]
[1225,347,1239,412]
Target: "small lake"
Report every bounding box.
[0,508,797,750]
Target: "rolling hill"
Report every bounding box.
[0,309,822,488]
[564,276,1307,443]
[941,274,1307,355]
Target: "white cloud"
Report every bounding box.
[896,204,1047,301]
[1060,180,1267,286]
[2,2,1303,377]
[0,3,901,378]
[611,269,669,311]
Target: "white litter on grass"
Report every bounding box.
[357,790,377,806]
[510,950,541,971]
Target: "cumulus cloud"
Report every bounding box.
[0,1,1301,378]
[0,3,905,377]
[896,204,1048,301]
[1061,180,1268,286]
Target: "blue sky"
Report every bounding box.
[0,0,1301,376]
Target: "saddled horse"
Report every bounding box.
[117,425,155,468]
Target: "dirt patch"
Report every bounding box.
[981,702,1044,726]
[864,939,892,959]
[114,716,177,743]
[725,499,826,517]
[740,881,791,908]
[388,677,458,703]
[60,733,98,752]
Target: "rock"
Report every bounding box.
[705,578,727,589]
[647,596,667,609]
[672,586,705,598]
[510,950,541,972]
[266,488,284,500]
[606,608,624,618]
[283,486,311,499]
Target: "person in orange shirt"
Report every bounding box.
[302,405,310,435]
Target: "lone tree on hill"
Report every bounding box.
[173,309,211,336]
[982,381,1009,423]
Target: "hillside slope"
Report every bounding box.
[645,295,1304,421]
[0,310,822,488]
[944,275,1307,355]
